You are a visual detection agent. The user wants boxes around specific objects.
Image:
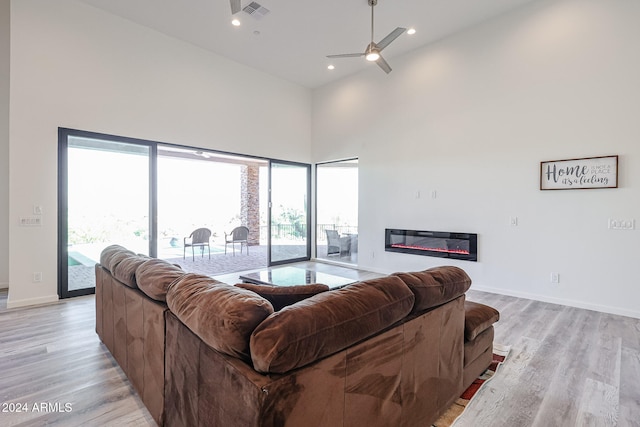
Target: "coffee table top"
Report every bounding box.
[239,266,354,289]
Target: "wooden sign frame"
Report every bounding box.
[540,155,618,190]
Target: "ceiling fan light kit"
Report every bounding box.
[365,44,380,61]
[327,0,406,74]
[366,52,380,62]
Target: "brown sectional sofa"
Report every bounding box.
[95,245,498,426]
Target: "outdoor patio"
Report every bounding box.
[68,242,356,291]
[167,244,269,276]
[166,242,356,276]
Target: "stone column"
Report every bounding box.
[240,165,261,245]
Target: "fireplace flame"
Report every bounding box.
[390,244,470,255]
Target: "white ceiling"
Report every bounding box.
[77,0,538,89]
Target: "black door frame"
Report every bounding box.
[57,128,156,298]
[267,159,312,266]
[58,128,311,298]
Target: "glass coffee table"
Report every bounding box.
[239,266,354,289]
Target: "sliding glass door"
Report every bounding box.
[316,159,359,264]
[269,161,311,265]
[58,130,152,298]
[58,128,312,298]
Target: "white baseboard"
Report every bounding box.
[351,262,391,276]
[312,261,640,320]
[472,285,640,320]
[0,282,8,290]
[7,294,59,309]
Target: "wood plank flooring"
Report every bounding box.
[0,289,155,426]
[1,266,639,426]
[458,289,640,427]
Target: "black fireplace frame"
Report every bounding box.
[385,228,478,262]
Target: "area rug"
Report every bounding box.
[432,344,511,427]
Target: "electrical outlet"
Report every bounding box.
[510,216,518,226]
[550,272,560,284]
[20,217,42,226]
[33,272,43,283]
[609,218,636,230]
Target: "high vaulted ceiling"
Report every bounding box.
[78,0,538,89]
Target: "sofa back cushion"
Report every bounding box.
[136,258,185,302]
[167,274,274,360]
[99,245,145,288]
[112,254,151,288]
[234,283,330,311]
[99,244,128,269]
[393,266,472,313]
[250,276,415,374]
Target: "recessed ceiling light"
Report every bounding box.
[407,28,416,35]
[327,64,335,70]
[231,18,241,26]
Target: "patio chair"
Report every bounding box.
[326,229,351,256]
[225,226,249,256]
[183,228,212,261]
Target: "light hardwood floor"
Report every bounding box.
[1,266,639,426]
[458,290,640,427]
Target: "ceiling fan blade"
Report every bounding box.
[376,55,392,74]
[327,53,365,58]
[377,27,406,51]
[230,0,241,14]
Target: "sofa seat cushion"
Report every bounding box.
[167,274,274,360]
[464,301,500,341]
[235,283,330,311]
[393,266,472,313]
[250,276,415,374]
[135,258,185,302]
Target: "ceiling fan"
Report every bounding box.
[327,0,406,74]
[230,0,241,14]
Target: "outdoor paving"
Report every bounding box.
[67,244,357,291]
[167,244,269,276]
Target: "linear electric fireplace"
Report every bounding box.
[385,228,478,261]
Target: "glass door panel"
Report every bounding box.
[155,146,269,274]
[60,134,151,297]
[269,161,310,264]
[316,159,358,264]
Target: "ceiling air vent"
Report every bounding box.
[243,1,270,20]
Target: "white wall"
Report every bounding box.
[8,0,311,307]
[312,0,640,318]
[0,0,9,289]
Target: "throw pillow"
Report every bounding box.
[235,283,330,311]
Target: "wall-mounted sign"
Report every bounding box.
[540,155,618,190]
